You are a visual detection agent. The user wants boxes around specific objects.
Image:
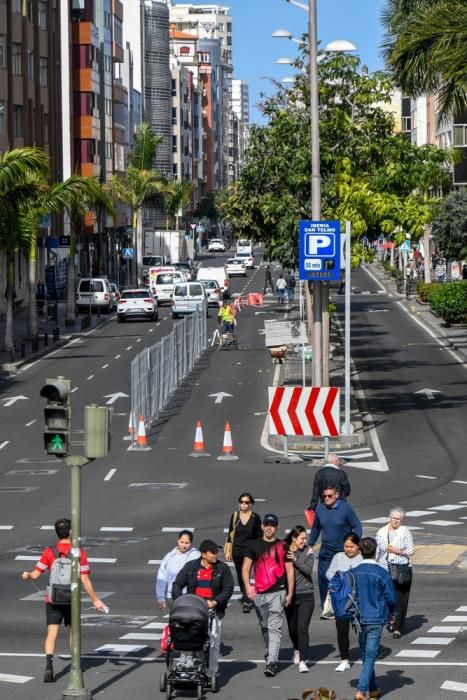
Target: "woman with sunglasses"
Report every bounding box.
[225,492,262,613]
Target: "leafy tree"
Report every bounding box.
[381,0,467,120]
[431,190,467,261]
[128,123,163,170]
[0,148,49,352]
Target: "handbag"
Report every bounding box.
[387,531,412,585]
[223,511,238,558]
[389,562,412,585]
[304,508,315,528]
[322,591,334,618]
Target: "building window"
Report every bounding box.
[172,107,177,125]
[105,98,112,116]
[172,135,177,153]
[12,0,21,13]
[40,57,47,86]
[173,163,178,177]
[27,50,34,80]
[454,125,467,147]
[0,35,5,68]
[0,101,5,133]
[39,1,47,30]
[44,113,49,144]
[75,138,95,164]
[114,17,123,46]
[12,44,22,76]
[171,79,177,97]
[27,0,34,21]
[13,105,22,138]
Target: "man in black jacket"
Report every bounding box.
[172,539,234,674]
[309,453,351,511]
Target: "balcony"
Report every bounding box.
[72,21,99,48]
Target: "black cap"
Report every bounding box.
[199,539,220,553]
[263,513,279,526]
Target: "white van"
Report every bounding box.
[236,239,253,255]
[151,270,185,305]
[76,278,115,314]
[197,267,230,299]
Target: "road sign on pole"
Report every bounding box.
[268,386,340,437]
[399,241,411,252]
[122,247,134,259]
[299,220,341,281]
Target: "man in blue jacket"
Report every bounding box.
[352,537,398,700]
[308,486,362,611]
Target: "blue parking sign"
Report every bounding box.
[299,220,341,281]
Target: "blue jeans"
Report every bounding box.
[278,288,285,303]
[358,623,383,693]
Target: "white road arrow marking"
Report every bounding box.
[208,392,233,404]
[2,395,28,407]
[103,392,129,405]
[415,388,441,400]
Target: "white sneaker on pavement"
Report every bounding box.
[299,661,309,673]
[335,660,351,672]
[293,650,300,665]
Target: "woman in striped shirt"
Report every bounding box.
[376,507,415,638]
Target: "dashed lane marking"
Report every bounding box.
[136,338,142,342]
[100,527,133,532]
[0,525,13,530]
[71,387,78,393]
[0,441,9,450]
[454,481,467,485]
[114,354,121,359]
[104,469,116,481]
[25,420,37,427]
[441,681,467,692]
[126,346,132,350]
[147,560,162,565]
[162,527,194,533]
[102,364,109,369]
[86,375,94,380]
[40,525,54,529]
[416,474,437,479]
[0,673,34,684]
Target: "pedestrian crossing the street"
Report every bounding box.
[363,499,467,532]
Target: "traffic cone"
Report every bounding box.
[128,415,152,451]
[123,412,135,441]
[217,421,239,461]
[188,420,211,458]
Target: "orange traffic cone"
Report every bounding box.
[128,415,152,451]
[189,420,211,458]
[123,412,135,441]
[217,421,239,461]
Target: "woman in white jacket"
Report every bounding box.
[155,530,200,610]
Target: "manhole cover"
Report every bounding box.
[0,486,38,493]
[6,469,59,476]
[128,482,188,490]
[81,537,148,547]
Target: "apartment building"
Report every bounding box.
[230,78,249,179]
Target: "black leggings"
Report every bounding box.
[232,551,247,603]
[335,617,350,659]
[285,592,315,661]
[393,575,412,633]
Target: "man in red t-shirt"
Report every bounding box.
[21,518,106,683]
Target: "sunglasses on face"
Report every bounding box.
[239,500,251,504]
[323,494,336,499]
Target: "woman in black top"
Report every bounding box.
[225,492,262,612]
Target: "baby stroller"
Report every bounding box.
[160,594,218,698]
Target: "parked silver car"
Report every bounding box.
[75,278,115,314]
[171,282,208,319]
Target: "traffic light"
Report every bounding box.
[84,405,111,459]
[40,378,71,457]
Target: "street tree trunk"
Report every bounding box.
[135,209,143,286]
[66,221,77,324]
[27,235,38,339]
[3,253,16,352]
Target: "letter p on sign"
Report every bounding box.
[306,234,334,256]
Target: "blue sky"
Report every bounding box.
[225,0,387,123]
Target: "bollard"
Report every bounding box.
[21,342,25,358]
[32,337,39,353]
[10,346,15,363]
[53,327,60,342]
[44,333,48,347]
[53,301,58,324]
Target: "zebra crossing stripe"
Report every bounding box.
[440,681,467,692]
[0,673,34,684]
[95,644,147,653]
[119,633,162,641]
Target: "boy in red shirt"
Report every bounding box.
[21,518,106,682]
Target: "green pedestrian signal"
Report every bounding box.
[51,434,63,451]
[40,377,71,457]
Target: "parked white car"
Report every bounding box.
[225,258,247,277]
[117,289,159,323]
[208,238,226,252]
[171,282,208,319]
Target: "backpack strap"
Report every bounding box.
[51,545,61,561]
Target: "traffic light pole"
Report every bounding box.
[62,455,91,700]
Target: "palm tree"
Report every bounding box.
[110,167,171,285]
[18,175,114,334]
[163,179,193,230]
[0,148,49,352]
[382,0,467,120]
[64,180,114,325]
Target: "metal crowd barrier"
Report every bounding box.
[130,309,207,428]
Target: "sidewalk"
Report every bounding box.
[0,301,110,374]
[366,261,467,363]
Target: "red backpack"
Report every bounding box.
[254,541,287,594]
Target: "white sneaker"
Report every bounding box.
[293,650,300,665]
[335,660,351,672]
[298,661,309,673]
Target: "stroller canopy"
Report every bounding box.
[170,594,209,625]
